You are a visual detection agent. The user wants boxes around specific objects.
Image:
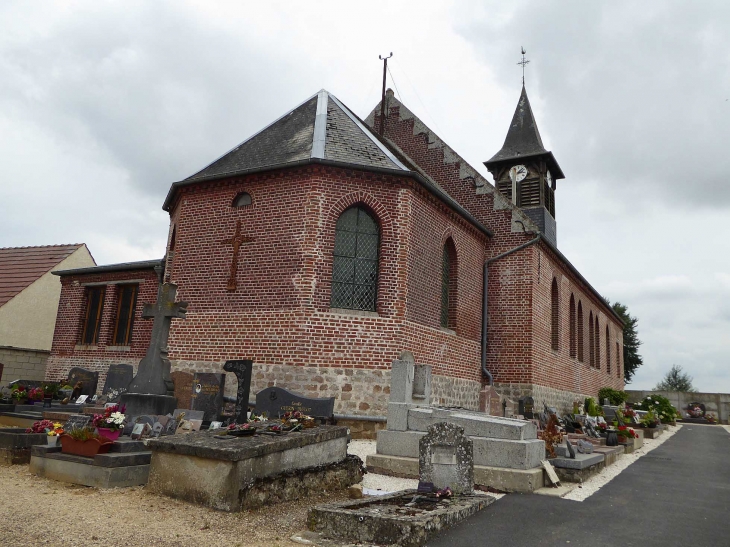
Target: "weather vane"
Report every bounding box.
[517,47,530,85]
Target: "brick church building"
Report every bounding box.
[46,85,624,416]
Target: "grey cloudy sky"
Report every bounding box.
[1,1,728,392]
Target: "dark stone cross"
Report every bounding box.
[222,220,254,292]
[223,360,252,424]
[125,283,188,396]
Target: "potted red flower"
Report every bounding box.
[27,387,45,404]
[91,404,126,441]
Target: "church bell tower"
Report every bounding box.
[484,85,564,246]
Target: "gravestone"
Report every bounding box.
[565,439,576,459]
[191,373,225,422]
[66,368,99,397]
[418,422,473,495]
[479,386,502,416]
[518,396,535,419]
[172,408,205,422]
[120,282,187,416]
[63,415,91,431]
[255,386,335,420]
[223,360,253,424]
[102,364,134,403]
[602,405,619,423]
[390,358,432,405]
[171,371,194,410]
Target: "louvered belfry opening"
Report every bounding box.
[331,205,380,312]
[551,278,559,350]
[441,239,458,330]
[569,294,576,358]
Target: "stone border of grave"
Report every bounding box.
[0,428,49,465]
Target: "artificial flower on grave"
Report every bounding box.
[91,404,127,431]
[227,422,255,431]
[47,423,64,437]
[27,387,45,401]
[26,419,56,434]
[705,413,717,424]
[11,385,27,401]
[617,425,638,439]
[282,410,315,427]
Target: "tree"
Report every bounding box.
[654,364,697,392]
[610,301,643,383]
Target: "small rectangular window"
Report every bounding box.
[112,284,138,345]
[80,286,105,345]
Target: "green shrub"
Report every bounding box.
[598,387,629,406]
[635,395,679,423]
[584,397,602,417]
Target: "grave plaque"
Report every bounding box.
[151,422,164,438]
[171,371,194,411]
[102,364,134,403]
[63,415,91,431]
[223,360,253,424]
[479,386,502,416]
[418,422,473,494]
[255,386,335,420]
[519,396,535,419]
[173,409,205,422]
[66,368,99,397]
[191,373,225,422]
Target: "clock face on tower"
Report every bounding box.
[509,164,528,182]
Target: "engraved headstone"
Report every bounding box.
[418,422,473,495]
[519,396,535,419]
[191,373,225,422]
[223,360,253,424]
[102,364,134,403]
[255,386,335,420]
[63,415,91,431]
[171,371,194,411]
[66,368,99,397]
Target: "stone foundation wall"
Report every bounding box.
[494,382,593,415]
[0,347,50,384]
[431,375,481,410]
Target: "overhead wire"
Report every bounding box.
[391,57,444,136]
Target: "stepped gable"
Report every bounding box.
[0,244,86,306]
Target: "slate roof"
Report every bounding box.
[0,244,85,307]
[184,90,406,185]
[485,86,564,179]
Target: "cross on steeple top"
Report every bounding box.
[517,47,530,85]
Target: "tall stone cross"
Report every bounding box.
[126,283,188,396]
[223,360,253,424]
[222,220,254,291]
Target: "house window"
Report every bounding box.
[551,278,559,350]
[330,205,379,311]
[112,284,138,345]
[569,294,576,358]
[606,325,611,374]
[441,239,457,329]
[594,316,600,370]
[577,301,584,362]
[80,286,105,345]
[232,192,252,207]
[589,311,595,366]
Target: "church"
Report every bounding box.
[46,84,625,417]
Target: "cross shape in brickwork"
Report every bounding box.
[222,220,254,291]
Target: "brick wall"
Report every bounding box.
[45,268,159,392]
[0,346,49,383]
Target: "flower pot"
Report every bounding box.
[47,436,59,447]
[97,428,122,441]
[60,435,113,457]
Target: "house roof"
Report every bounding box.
[162,90,492,237]
[0,244,86,307]
[52,258,163,277]
[484,86,564,179]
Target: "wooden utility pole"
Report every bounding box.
[378,52,392,135]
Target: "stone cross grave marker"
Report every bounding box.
[126,283,188,396]
[223,360,253,424]
[191,373,225,422]
[102,364,134,403]
[66,367,99,397]
[255,386,335,421]
[418,422,473,495]
[221,220,255,292]
[519,396,535,419]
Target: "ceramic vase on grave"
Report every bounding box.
[60,436,113,457]
[605,430,619,446]
[97,428,122,441]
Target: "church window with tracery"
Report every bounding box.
[330,205,379,312]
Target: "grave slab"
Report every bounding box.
[0,428,49,465]
[146,425,358,511]
[551,452,606,483]
[643,427,664,439]
[406,408,536,440]
[308,490,492,547]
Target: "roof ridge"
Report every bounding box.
[0,243,83,251]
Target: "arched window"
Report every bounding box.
[441,239,458,330]
[616,341,621,379]
[577,301,584,362]
[330,205,379,311]
[551,278,559,351]
[232,192,252,208]
[588,311,594,366]
[569,294,576,358]
[606,325,611,374]
[593,312,601,370]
